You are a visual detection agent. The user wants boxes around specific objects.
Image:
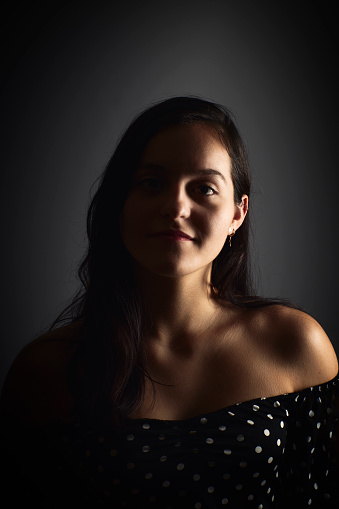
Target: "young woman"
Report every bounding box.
[1,97,338,508]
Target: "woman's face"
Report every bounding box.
[120,123,248,281]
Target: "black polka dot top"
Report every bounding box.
[3,375,339,508]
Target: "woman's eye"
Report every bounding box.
[196,185,216,196]
[139,178,162,190]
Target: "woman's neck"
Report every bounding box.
[134,266,220,348]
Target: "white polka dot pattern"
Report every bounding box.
[65,376,339,506]
[70,377,339,507]
[9,375,338,508]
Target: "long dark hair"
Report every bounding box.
[53,96,297,424]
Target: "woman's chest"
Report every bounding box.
[133,341,294,421]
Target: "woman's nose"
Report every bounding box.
[159,184,191,219]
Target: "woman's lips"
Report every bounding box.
[150,229,194,241]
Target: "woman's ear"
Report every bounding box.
[231,195,248,231]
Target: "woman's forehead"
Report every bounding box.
[139,124,231,175]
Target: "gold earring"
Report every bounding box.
[228,228,235,247]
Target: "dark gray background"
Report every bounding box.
[1,0,338,389]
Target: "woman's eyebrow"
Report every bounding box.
[194,168,226,182]
[138,163,226,182]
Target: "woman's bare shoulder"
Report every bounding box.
[1,321,83,426]
[19,320,82,356]
[255,304,338,389]
[5,320,83,376]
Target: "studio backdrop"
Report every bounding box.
[1,0,338,388]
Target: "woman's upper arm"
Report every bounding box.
[272,306,339,389]
[1,333,75,427]
[296,313,338,385]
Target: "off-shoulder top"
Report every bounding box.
[2,375,339,508]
